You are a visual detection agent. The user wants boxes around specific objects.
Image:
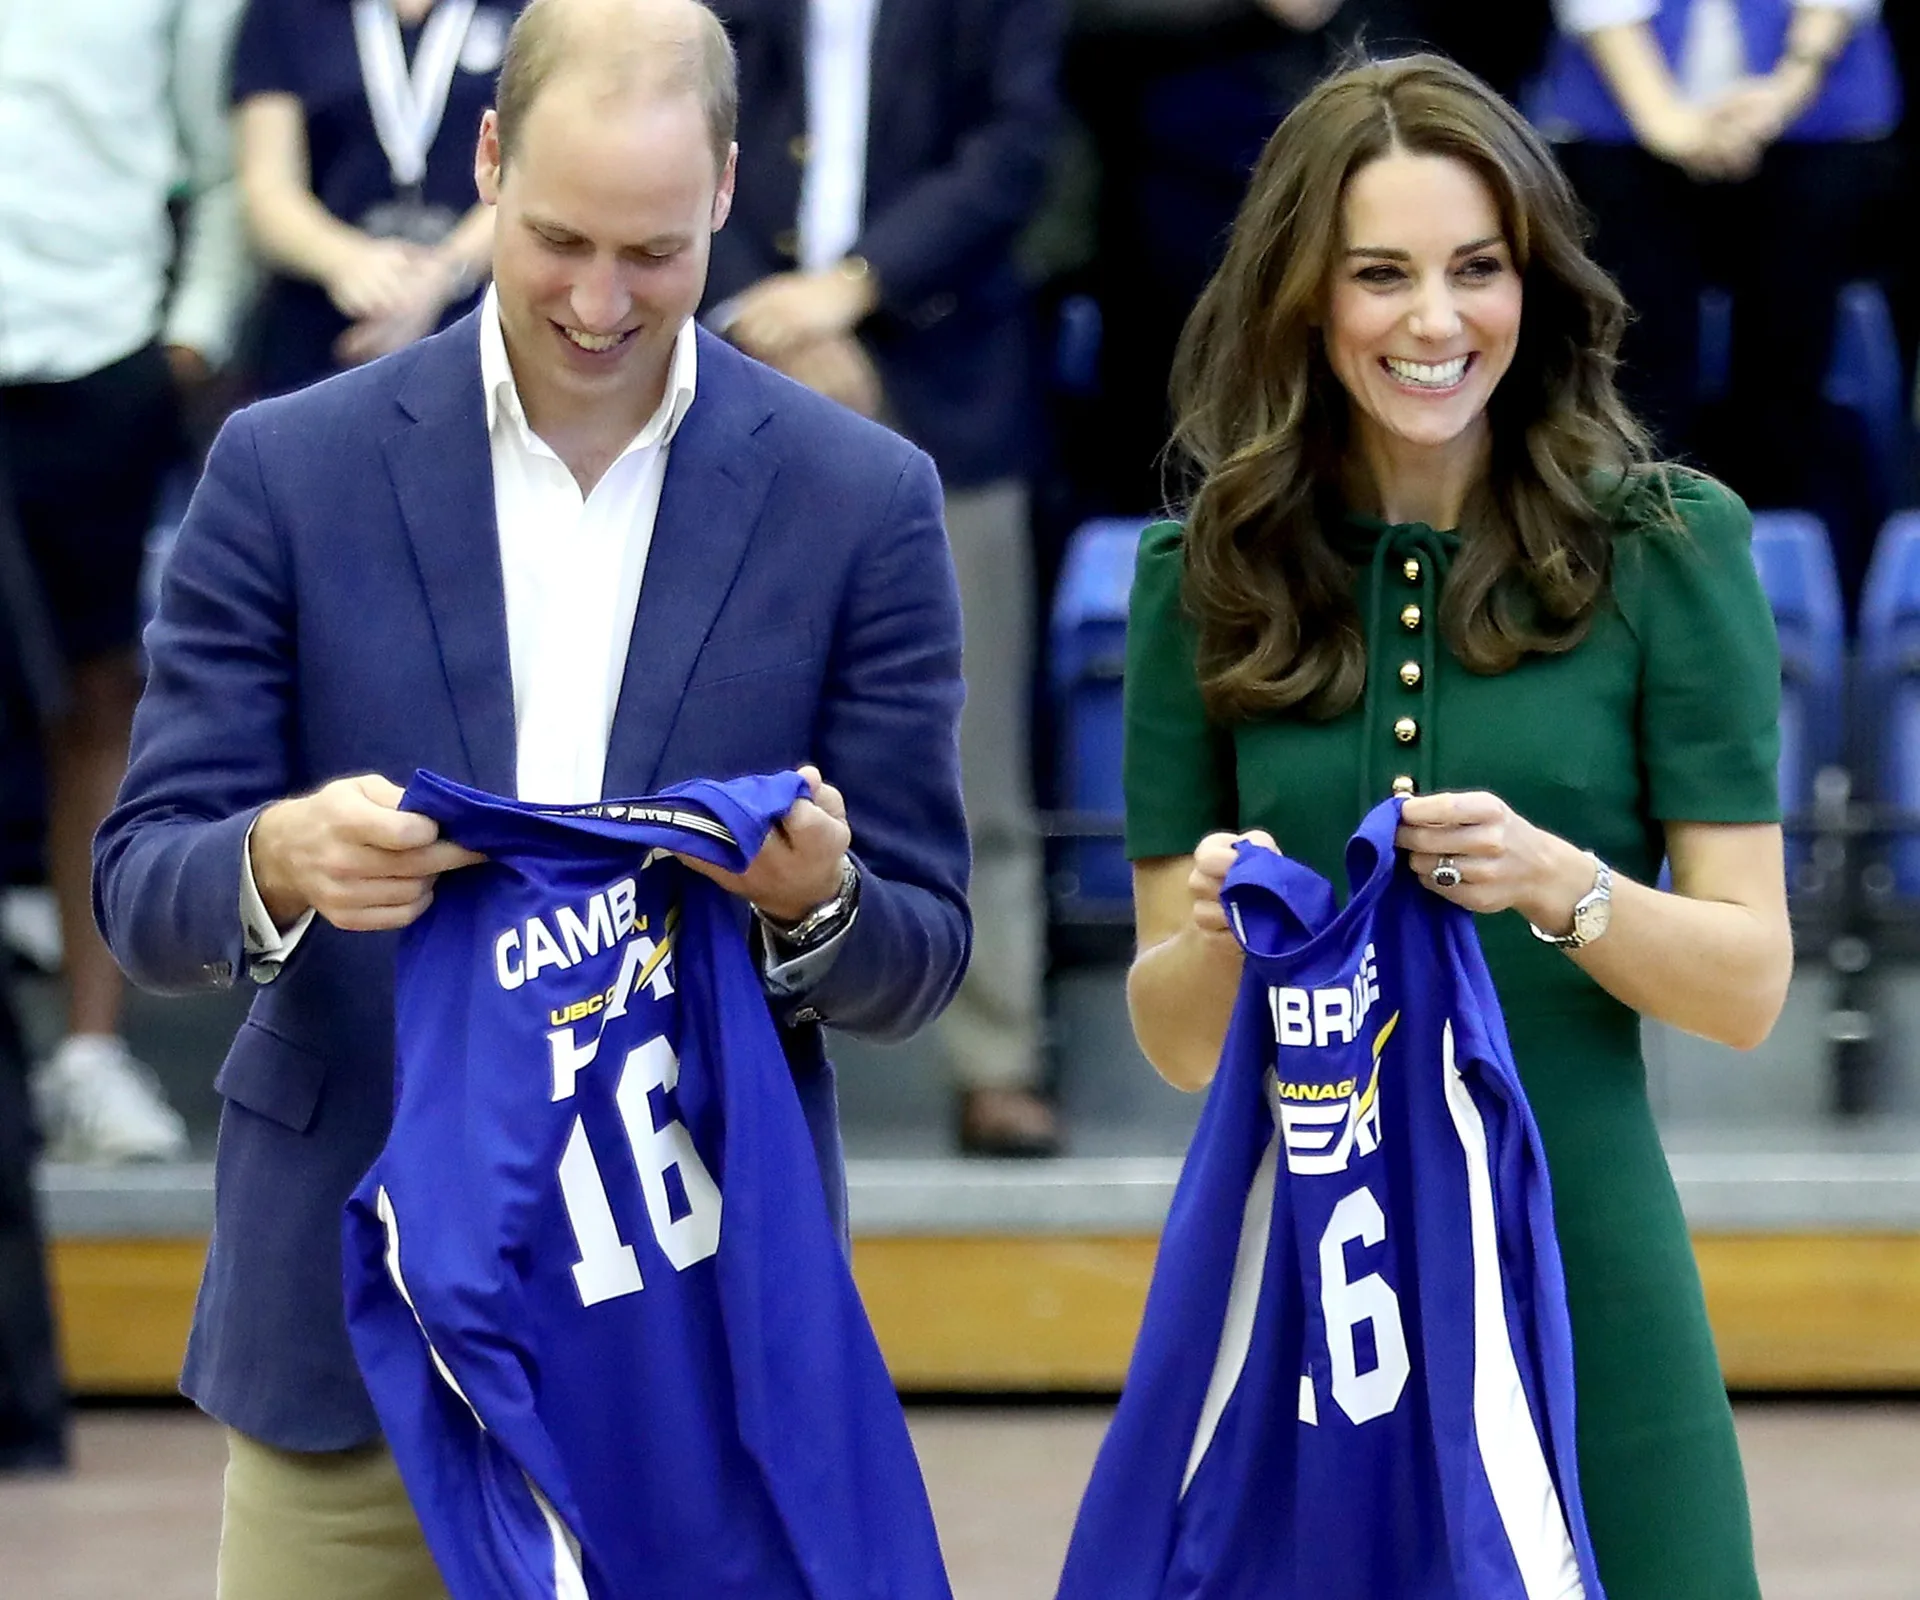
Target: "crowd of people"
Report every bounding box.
[0,0,1913,1505]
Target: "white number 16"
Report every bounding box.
[555,1035,721,1306]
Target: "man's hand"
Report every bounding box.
[774,335,883,419]
[678,765,852,923]
[164,344,213,392]
[249,773,485,933]
[726,267,879,363]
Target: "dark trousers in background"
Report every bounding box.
[1558,138,1890,605]
[0,981,65,1471]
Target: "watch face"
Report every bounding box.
[1573,892,1611,944]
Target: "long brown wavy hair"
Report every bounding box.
[1170,53,1658,723]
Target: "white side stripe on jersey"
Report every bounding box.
[378,1187,593,1597]
[1439,1024,1586,1600]
[1181,1132,1280,1495]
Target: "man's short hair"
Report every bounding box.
[494,0,738,173]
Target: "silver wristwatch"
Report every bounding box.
[1529,855,1612,950]
[758,857,861,953]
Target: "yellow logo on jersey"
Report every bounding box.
[1268,1009,1396,1175]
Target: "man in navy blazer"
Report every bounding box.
[705,0,1063,1154]
[94,0,968,1589]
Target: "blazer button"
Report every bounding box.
[787,134,811,163]
[1402,557,1422,583]
[1393,716,1419,744]
[774,228,799,259]
[1400,603,1422,631]
[1392,775,1416,797]
[1399,660,1421,688]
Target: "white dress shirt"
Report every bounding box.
[242,291,698,967]
[797,0,881,271]
[0,0,254,380]
[482,290,699,805]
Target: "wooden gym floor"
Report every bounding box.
[2,1398,1916,1599]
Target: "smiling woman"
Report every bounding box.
[1123,52,1791,1600]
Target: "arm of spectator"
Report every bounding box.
[164,0,258,372]
[1711,4,1868,149]
[1576,17,1762,179]
[1249,0,1346,29]
[333,203,497,367]
[845,0,1065,317]
[234,93,434,324]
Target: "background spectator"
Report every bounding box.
[231,0,520,395]
[1538,0,1901,604]
[0,449,67,1476]
[0,0,253,1164]
[706,0,1068,1153]
[1060,0,1549,518]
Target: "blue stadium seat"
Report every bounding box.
[1699,281,1907,501]
[1049,517,1148,908]
[1750,509,1846,815]
[1823,281,1909,513]
[1052,294,1103,398]
[1858,511,1920,890]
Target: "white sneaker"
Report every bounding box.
[1,887,63,975]
[31,1035,190,1164]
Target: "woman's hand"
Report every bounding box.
[1187,829,1279,937]
[1129,833,1277,1092]
[1395,791,1596,934]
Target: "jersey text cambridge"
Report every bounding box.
[344,769,951,1600]
[1057,799,1605,1600]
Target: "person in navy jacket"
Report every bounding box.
[94,0,969,1590]
[703,0,1066,1151]
[1537,0,1900,596]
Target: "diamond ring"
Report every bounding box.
[1430,855,1462,890]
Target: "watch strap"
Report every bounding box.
[758,857,860,953]
[1529,856,1611,950]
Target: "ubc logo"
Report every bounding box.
[1268,1010,1398,1175]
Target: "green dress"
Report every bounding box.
[1123,471,1778,1600]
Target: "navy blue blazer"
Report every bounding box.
[705,0,1064,487]
[93,313,971,1451]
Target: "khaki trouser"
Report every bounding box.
[218,1430,448,1600]
[935,479,1046,1092]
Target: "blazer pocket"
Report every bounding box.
[686,621,817,690]
[213,1018,331,1135]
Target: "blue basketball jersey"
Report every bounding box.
[344,769,953,1600]
[1057,799,1605,1600]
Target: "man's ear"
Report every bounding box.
[710,142,738,232]
[475,109,504,206]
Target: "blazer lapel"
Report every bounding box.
[602,332,777,796]
[385,316,518,796]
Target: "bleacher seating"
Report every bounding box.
[1750,509,1847,826]
[1048,518,1148,911]
[1823,282,1910,516]
[1858,511,1920,892]
[1700,281,1904,453]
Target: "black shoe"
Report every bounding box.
[957,1087,1063,1158]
